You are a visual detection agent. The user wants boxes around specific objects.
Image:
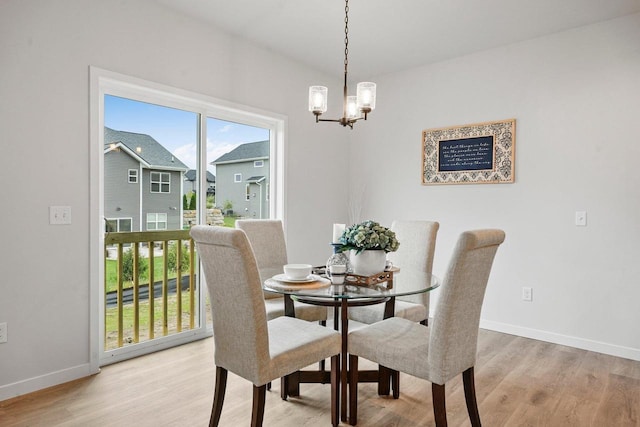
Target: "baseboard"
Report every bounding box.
[480,319,640,362]
[0,363,98,402]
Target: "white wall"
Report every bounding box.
[350,13,640,359]
[2,0,638,402]
[0,0,349,400]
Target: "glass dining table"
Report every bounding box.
[264,268,439,422]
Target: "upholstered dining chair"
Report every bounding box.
[190,225,341,427]
[348,220,439,325]
[236,219,328,322]
[348,229,505,426]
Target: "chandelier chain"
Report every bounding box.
[344,0,349,75]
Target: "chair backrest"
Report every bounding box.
[388,220,439,305]
[190,225,270,384]
[428,229,505,385]
[236,219,288,280]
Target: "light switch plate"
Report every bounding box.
[50,206,72,225]
[575,211,587,227]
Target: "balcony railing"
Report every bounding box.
[104,230,197,350]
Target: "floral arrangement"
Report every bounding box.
[338,220,399,254]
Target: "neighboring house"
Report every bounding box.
[104,127,189,232]
[184,169,216,196]
[212,140,269,219]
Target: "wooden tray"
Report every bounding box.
[345,267,399,288]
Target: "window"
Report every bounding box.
[254,160,264,168]
[92,67,285,366]
[234,173,242,183]
[146,213,167,230]
[105,218,132,233]
[245,184,251,201]
[128,169,138,183]
[150,172,170,193]
[266,183,270,201]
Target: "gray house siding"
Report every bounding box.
[104,150,141,231]
[141,169,183,230]
[216,159,269,218]
[104,127,188,232]
[212,140,270,219]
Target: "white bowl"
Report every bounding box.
[284,264,312,280]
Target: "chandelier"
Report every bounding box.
[308,0,376,129]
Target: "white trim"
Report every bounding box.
[89,67,103,377]
[128,169,138,183]
[214,156,268,166]
[100,329,212,366]
[234,173,242,183]
[0,363,96,402]
[479,319,640,361]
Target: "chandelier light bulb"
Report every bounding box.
[346,96,359,119]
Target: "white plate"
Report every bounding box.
[272,273,318,283]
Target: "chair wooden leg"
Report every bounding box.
[432,383,447,427]
[348,354,358,426]
[209,367,228,427]
[378,365,391,395]
[251,384,267,427]
[463,367,481,427]
[391,369,400,399]
[280,375,288,400]
[331,354,340,427]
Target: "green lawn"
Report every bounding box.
[105,292,204,350]
[223,216,236,227]
[105,257,172,293]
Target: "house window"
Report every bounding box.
[128,169,138,183]
[245,184,251,201]
[146,213,167,230]
[254,160,264,168]
[150,172,170,193]
[105,218,132,233]
[234,173,242,183]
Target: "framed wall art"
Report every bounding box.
[422,119,515,185]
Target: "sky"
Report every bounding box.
[104,95,269,173]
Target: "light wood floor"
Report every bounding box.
[1,329,639,426]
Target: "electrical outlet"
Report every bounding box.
[0,322,7,343]
[522,287,533,302]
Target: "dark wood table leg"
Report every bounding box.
[281,294,297,399]
[341,298,348,422]
[284,294,295,317]
[378,296,396,395]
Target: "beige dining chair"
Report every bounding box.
[348,229,505,426]
[348,220,439,325]
[190,225,341,427]
[236,219,328,322]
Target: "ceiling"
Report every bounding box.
[154,0,640,81]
